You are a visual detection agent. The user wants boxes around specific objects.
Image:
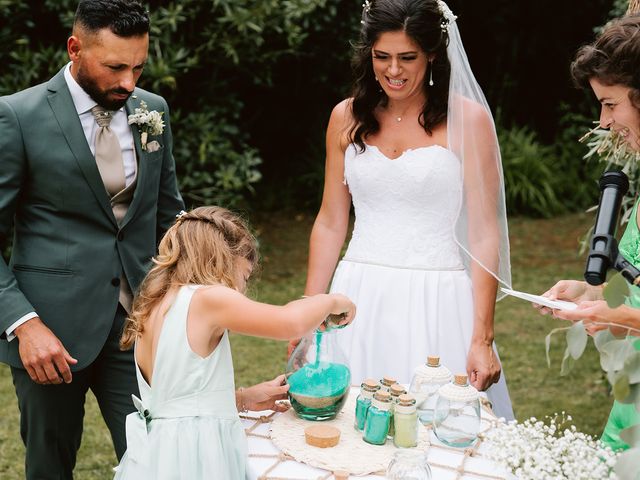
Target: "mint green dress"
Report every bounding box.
[601,199,640,451]
[113,286,248,479]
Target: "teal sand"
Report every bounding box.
[288,362,351,421]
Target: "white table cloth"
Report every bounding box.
[243,388,514,480]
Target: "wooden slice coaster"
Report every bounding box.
[304,425,341,448]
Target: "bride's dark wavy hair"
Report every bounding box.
[350,0,451,150]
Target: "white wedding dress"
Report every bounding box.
[328,143,514,420]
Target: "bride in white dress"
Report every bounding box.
[298,0,514,419]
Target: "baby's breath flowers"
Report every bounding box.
[481,413,619,480]
[127,100,165,151]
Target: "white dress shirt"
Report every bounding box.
[5,63,136,340]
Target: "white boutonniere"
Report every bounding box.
[127,100,164,151]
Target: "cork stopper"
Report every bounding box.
[373,390,392,402]
[381,375,396,387]
[362,378,380,390]
[454,374,468,386]
[333,470,350,480]
[389,383,406,396]
[427,356,441,367]
[304,425,341,448]
[398,393,416,406]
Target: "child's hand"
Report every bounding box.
[287,338,301,358]
[241,374,290,412]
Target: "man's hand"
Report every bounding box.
[241,374,290,412]
[466,341,501,391]
[15,317,78,385]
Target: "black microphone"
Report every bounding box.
[584,171,629,286]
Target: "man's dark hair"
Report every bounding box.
[74,0,149,37]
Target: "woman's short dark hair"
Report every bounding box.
[350,0,451,150]
[74,0,149,37]
[571,15,640,107]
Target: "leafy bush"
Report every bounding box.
[499,124,561,217]
[0,0,332,208]
[552,104,604,211]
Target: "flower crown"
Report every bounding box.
[436,0,457,32]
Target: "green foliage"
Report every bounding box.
[554,105,604,209]
[604,273,633,309]
[547,325,640,479]
[172,108,262,207]
[500,110,604,219]
[0,0,333,208]
[605,0,631,26]
[499,124,561,217]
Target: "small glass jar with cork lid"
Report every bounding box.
[379,375,396,393]
[432,374,481,447]
[388,383,406,438]
[363,390,392,445]
[409,356,452,425]
[393,393,418,448]
[354,378,380,431]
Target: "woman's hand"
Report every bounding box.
[328,293,356,327]
[553,300,640,336]
[240,374,290,412]
[534,280,603,315]
[466,341,501,391]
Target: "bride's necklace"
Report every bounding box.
[388,103,414,123]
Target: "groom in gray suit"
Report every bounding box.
[0,1,184,477]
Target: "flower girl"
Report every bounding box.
[114,206,355,479]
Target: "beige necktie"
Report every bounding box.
[91,105,126,196]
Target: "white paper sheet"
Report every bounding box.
[501,287,578,311]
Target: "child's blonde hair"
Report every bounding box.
[120,206,258,349]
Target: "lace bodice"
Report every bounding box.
[343,143,464,269]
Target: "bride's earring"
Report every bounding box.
[429,60,434,87]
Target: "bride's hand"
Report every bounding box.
[241,374,290,412]
[466,341,501,391]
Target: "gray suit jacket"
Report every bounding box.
[0,67,185,369]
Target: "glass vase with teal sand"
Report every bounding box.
[286,328,351,421]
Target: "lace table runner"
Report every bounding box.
[243,389,511,480]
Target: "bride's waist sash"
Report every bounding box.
[340,257,465,271]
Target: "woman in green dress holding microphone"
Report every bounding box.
[538,12,640,451]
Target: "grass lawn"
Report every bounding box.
[0,211,612,478]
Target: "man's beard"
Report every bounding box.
[77,66,132,111]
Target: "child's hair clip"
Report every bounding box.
[175,210,188,223]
